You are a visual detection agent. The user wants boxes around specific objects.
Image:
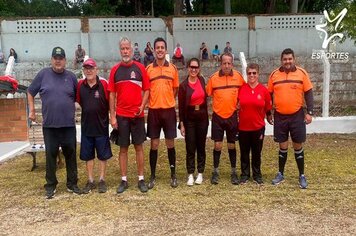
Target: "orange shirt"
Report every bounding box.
[146,60,179,109]
[206,69,245,118]
[268,66,313,115]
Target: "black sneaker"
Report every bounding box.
[211,171,219,185]
[240,176,249,185]
[170,175,178,188]
[231,172,239,185]
[117,180,128,194]
[46,188,56,199]
[147,176,156,189]
[82,181,96,194]
[254,178,264,185]
[67,185,82,195]
[138,180,148,193]
[98,180,107,193]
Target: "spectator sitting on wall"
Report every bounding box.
[223,42,234,60]
[133,43,142,63]
[200,42,209,60]
[9,48,18,63]
[144,42,154,66]
[212,45,221,64]
[74,44,86,69]
[172,43,185,66]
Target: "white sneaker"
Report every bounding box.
[187,174,194,186]
[195,173,203,185]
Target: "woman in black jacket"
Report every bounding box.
[178,58,209,186]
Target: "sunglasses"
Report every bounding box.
[248,71,257,75]
[189,66,199,69]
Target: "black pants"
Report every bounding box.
[184,108,208,174]
[238,127,265,179]
[43,127,78,191]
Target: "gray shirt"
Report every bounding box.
[28,67,78,128]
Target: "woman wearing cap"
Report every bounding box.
[238,63,272,185]
[178,58,209,186]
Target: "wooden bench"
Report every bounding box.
[26,122,63,171]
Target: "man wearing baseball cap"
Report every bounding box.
[77,58,112,194]
[28,46,81,199]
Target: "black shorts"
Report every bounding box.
[211,112,238,143]
[147,107,177,139]
[115,116,146,147]
[80,135,112,161]
[273,108,306,143]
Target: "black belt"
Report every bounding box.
[188,104,203,111]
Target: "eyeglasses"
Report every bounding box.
[189,66,199,70]
[248,71,257,75]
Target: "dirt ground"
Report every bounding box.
[0,134,355,235]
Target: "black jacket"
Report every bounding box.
[178,75,208,128]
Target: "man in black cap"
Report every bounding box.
[27,46,81,199]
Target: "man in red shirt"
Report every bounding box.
[108,37,150,193]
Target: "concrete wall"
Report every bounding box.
[1,15,355,61]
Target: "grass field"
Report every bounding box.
[0,133,355,235]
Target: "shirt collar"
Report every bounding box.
[279,65,297,73]
[153,59,170,67]
[219,69,233,77]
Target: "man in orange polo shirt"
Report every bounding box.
[206,52,245,185]
[268,48,313,189]
[146,37,179,189]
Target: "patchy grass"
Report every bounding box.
[0,134,355,235]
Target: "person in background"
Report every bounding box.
[238,63,272,185]
[146,37,179,189]
[27,46,81,199]
[144,42,154,66]
[268,48,314,189]
[178,58,209,186]
[172,43,185,66]
[206,52,245,185]
[108,37,150,194]
[133,42,142,63]
[74,44,86,69]
[223,42,234,61]
[211,45,221,64]
[223,42,232,54]
[200,42,209,60]
[77,58,112,194]
[9,48,18,63]
[0,49,4,63]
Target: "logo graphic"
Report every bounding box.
[315,8,348,49]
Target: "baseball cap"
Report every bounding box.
[83,58,97,67]
[52,47,66,58]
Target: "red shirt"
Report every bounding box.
[188,79,205,106]
[238,83,272,131]
[108,61,150,118]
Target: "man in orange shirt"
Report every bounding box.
[206,52,245,185]
[268,48,313,189]
[146,37,179,189]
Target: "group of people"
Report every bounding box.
[27,37,314,199]
[131,42,155,67]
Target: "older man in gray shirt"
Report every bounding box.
[27,46,81,199]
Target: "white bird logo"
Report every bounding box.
[315,8,348,49]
